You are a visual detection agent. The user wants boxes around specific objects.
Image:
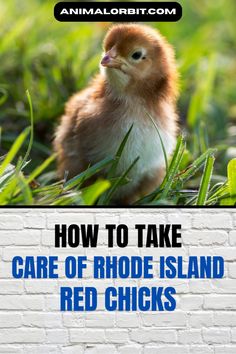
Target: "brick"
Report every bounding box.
[0,313,22,328]
[116,313,139,328]
[45,295,60,311]
[84,345,117,354]
[188,312,213,328]
[23,313,62,328]
[214,312,236,326]
[9,230,40,246]
[105,329,129,343]
[229,231,236,245]
[192,213,232,229]
[188,247,215,257]
[0,216,23,230]
[0,295,44,310]
[180,295,203,310]
[229,263,236,278]
[211,279,236,293]
[211,248,236,261]
[143,346,189,354]
[0,263,12,278]
[46,329,68,344]
[85,344,117,354]
[202,328,230,344]
[22,345,60,353]
[189,346,213,354]
[41,229,55,246]
[61,346,84,354]
[62,313,85,328]
[215,346,236,354]
[141,312,187,327]
[0,231,15,245]
[0,329,45,343]
[0,346,24,353]
[85,313,115,328]
[47,213,94,229]
[130,329,177,344]
[204,295,236,310]
[24,280,58,294]
[0,280,24,294]
[118,345,142,354]
[189,280,212,293]
[178,329,202,344]
[24,214,46,229]
[182,230,227,245]
[70,329,105,343]
[231,328,236,342]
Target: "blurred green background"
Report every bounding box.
[0,0,236,180]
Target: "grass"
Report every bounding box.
[0,0,236,206]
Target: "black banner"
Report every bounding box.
[54,2,182,22]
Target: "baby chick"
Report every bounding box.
[54,24,179,204]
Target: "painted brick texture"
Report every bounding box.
[0,208,235,353]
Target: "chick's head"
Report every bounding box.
[101,24,177,97]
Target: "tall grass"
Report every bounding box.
[0,0,236,205]
[0,89,234,205]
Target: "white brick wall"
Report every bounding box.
[0,208,235,354]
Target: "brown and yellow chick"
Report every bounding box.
[54,24,179,204]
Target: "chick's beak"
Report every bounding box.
[101,54,112,67]
[101,47,120,68]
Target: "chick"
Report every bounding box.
[54,24,179,204]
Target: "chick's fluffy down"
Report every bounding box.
[54,24,179,204]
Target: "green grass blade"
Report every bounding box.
[136,135,185,204]
[198,182,225,205]
[5,154,57,204]
[220,158,236,205]
[20,90,34,168]
[108,124,133,178]
[64,157,114,190]
[103,157,139,205]
[206,182,229,205]
[98,126,133,204]
[82,180,110,205]
[0,127,30,177]
[17,173,34,205]
[177,148,216,183]
[164,135,185,182]
[145,110,169,172]
[52,193,83,206]
[135,187,162,205]
[26,154,56,184]
[155,135,185,200]
[0,163,15,189]
[0,157,30,205]
[196,155,215,205]
[228,158,236,201]
[0,177,18,205]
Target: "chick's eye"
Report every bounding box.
[131,51,142,60]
